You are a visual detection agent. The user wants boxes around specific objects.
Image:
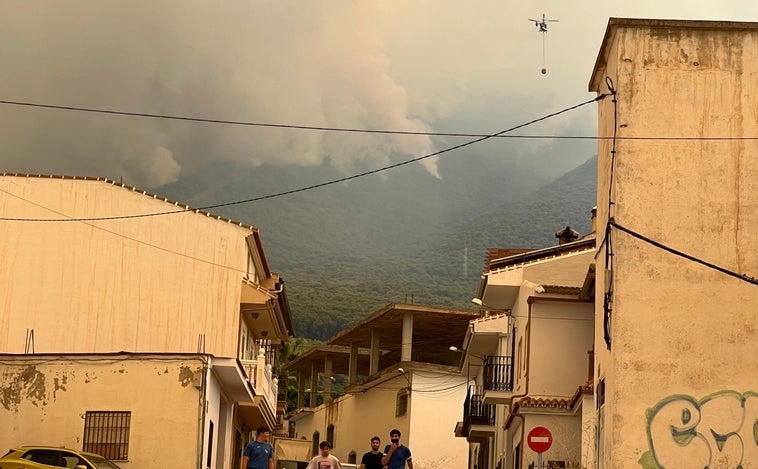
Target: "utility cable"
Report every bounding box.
[2,99,758,140]
[610,220,758,286]
[1,94,608,222]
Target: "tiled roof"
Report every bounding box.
[541,285,582,296]
[486,237,596,273]
[0,172,258,230]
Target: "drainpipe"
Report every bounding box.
[505,299,532,469]
[197,356,209,469]
[506,296,593,469]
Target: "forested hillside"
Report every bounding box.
[157,153,597,339]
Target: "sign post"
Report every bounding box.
[527,426,552,468]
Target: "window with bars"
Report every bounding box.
[83,411,131,461]
[326,424,335,448]
[395,389,408,417]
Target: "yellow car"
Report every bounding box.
[0,446,122,469]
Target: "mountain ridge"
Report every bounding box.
[156,153,598,339]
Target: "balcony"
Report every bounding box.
[483,355,514,404]
[462,386,496,442]
[238,351,280,429]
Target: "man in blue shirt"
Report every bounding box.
[382,429,412,469]
[241,426,274,469]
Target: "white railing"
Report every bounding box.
[240,349,278,412]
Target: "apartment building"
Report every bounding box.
[0,174,293,469]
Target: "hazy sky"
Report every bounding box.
[0,1,753,188]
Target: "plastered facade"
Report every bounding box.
[0,177,253,356]
[0,355,205,468]
[292,371,468,469]
[590,19,758,469]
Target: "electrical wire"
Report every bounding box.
[2,99,758,140]
[610,220,758,286]
[0,189,251,274]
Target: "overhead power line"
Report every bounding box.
[1,94,608,222]
[3,98,756,140]
[610,220,758,286]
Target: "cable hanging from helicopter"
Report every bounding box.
[528,13,559,75]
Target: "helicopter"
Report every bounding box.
[527,13,559,74]
[528,13,559,33]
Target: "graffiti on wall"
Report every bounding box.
[641,391,758,469]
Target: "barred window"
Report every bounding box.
[326,424,335,448]
[395,389,408,417]
[83,411,131,460]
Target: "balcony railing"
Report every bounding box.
[240,350,279,413]
[483,355,513,392]
[462,386,495,436]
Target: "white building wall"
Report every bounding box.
[520,413,582,468]
[407,371,468,469]
[205,369,222,469]
[528,302,593,398]
[293,371,467,469]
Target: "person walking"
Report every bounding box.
[359,436,384,469]
[382,429,412,469]
[241,426,275,469]
[305,441,342,469]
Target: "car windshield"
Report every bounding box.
[85,454,122,469]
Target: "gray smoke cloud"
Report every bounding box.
[0,0,746,187]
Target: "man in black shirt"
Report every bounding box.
[359,436,384,469]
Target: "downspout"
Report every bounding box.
[198,356,210,469]
[506,296,593,469]
[505,299,531,469]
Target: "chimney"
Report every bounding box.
[555,226,580,245]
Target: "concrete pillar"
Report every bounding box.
[323,356,333,403]
[401,312,414,362]
[309,361,318,407]
[370,329,380,375]
[297,369,305,409]
[348,342,358,384]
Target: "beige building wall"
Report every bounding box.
[0,177,252,357]
[0,354,204,468]
[293,371,467,469]
[590,19,758,469]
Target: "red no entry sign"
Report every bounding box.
[527,426,553,453]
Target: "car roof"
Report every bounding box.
[12,446,97,457]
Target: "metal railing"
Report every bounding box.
[483,355,513,392]
[463,386,495,433]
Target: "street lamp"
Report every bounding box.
[397,368,411,391]
[449,345,487,362]
[471,298,513,318]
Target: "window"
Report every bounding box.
[513,443,521,469]
[83,410,131,460]
[326,424,335,448]
[395,389,408,417]
[312,431,320,456]
[207,420,214,468]
[348,451,357,464]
